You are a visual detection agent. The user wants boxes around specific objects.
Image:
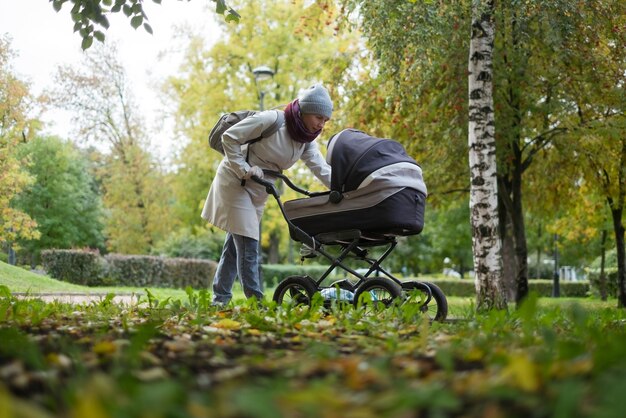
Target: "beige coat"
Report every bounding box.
[201,110,331,240]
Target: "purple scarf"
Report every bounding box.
[284,99,321,143]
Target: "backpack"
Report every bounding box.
[208,109,285,155]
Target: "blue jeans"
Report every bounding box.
[212,233,263,304]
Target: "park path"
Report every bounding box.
[13,292,141,305]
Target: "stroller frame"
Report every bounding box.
[254,171,448,321]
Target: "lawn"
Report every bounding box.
[1,261,481,316]
[1,261,625,418]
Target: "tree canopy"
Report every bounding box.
[13,136,106,262]
[0,37,40,250]
[50,0,240,49]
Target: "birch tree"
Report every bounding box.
[468,0,506,310]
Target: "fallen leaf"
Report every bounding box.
[213,318,242,330]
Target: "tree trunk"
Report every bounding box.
[536,223,542,279]
[468,0,507,311]
[498,199,517,301]
[510,167,529,305]
[610,207,626,307]
[599,228,607,301]
[608,136,626,308]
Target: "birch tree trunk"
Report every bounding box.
[468,0,507,311]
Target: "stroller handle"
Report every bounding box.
[250,175,278,196]
[260,170,330,197]
[249,173,318,249]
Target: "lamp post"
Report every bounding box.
[252,65,275,290]
[552,233,560,297]
[252,66,275,111]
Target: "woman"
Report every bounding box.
[201,84,333,306]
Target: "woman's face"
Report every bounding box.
[301,113,330,133]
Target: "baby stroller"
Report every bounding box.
[253,129,448,321]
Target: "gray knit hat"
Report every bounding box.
[298,84,333,119]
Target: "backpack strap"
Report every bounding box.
[241,110,285,186]
[245,110,285,149]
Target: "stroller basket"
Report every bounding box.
[284,128,426,239]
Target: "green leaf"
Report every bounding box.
[152,0,162,4]
[123,4,132,16]
[0,328,45,369]
[216,0,227,15]
[143,23,153,35]
[52,0,64,12]
[102,0,113,7]
[81,35,94,50]
[225,9,241,23]
[94,31,106,42]
[131,15,143,29]
[0,285,11,298]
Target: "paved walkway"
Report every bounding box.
[12,292,141,305]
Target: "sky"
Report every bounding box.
[0,0,221,162]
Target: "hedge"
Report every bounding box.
[41,250,590,297]
[261,267,591,297]
[42,250,217,289]
[424,278,589,298]
[41,249,106,286]
[585,267,619,298]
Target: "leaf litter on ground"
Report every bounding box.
[1,288,626,418]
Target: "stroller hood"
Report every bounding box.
[326,129,425,195]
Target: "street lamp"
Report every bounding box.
[252,65,275,111]
[251,65,275,289]
[552,233,560,297]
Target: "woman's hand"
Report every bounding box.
[243,166,264,179]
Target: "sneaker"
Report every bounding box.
[211,301,229,309]
[299,244,317,259]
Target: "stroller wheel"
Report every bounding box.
[353,277,403,309]
[402,281,448,321]
[273,275,318,307]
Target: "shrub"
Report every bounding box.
[41,249,105,285]
[262,264,333,288]
[587,249,619,297]
[151,229,226,261]
[105,254,166,287]
[42,249,217,289]
[585,267,618,298]
[425,278,589,298]
[163,257,215,289]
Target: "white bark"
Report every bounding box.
[468,0,506,310]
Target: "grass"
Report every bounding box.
[0,261,195,301]
[1,261,614,318]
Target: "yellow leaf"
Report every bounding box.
[465,346,485,362]
[213,318,241,330]
[502,354,540,392]
[46,353,72,369]
[92,341,117,356]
